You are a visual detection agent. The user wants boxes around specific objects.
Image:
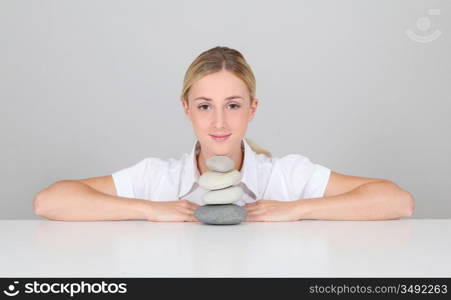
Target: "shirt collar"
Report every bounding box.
[178,138,258,199]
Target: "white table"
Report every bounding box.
[1,219,450,277]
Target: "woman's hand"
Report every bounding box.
[144,199,200,222]
[243,199,302,222]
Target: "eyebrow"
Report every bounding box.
[193,96,244,102]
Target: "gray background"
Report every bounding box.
[1,0,449,219]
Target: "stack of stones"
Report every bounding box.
[194,155,247,225]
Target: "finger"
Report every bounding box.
[179,207,196,215]
[244,206,260,213]
[245,207,266,215]
[176,209,197,222]
[244,205,258,210]
[185,214,199,222]
[244,214,264,222]
[188,202,199,210]
[179,199,192,208]
[177,201,197,211]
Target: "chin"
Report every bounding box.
[208,141,230,153]
[211,146,230,156]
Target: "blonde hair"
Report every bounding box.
[180,46,272,157]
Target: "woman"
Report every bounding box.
[34,46,415,222]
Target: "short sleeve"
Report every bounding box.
[111,157,158,200]
[280,154,331,200]
[302,163,331,199]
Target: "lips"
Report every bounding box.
[210,134,231,138]
[210,134,231,142]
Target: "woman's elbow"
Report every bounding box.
[33,188,50,217]
[399,190,415,218]
[33,181,60,217]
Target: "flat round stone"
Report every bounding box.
[203,185,244,204]
[194,204,247,225]
[198,169,241,190]
[206,155,235,172]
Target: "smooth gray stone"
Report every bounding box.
[206,155,235,172]
[194,204,247,225]
[198,169,241,190]
[203,185,244,204]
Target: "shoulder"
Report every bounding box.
[271,153,331,198]
[125,155,184,176]
[275,153,311,162]
[272,153,315,171]
[252,153,315,175]
[111,154,185,199]
[112,153,187,186]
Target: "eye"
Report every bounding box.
[197,103,241,110]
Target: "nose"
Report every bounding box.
[213,107,227,128]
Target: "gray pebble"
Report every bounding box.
[203,185,244,205]
[206,155,235,172]
[198,169,241,190]
[194,204,247,225]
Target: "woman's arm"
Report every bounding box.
[34,180,199,222]
[244,180,414,221]
[34,180,151,221]
[297,180,415,220]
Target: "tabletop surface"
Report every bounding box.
[1,219,450,277]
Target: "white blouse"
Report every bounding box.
[112,138,331,206]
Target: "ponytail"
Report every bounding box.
[244,137,272,157]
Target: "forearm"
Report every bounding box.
[296,181,414,221]
[34,181,150,221]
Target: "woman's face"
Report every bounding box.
[183,69,258,156]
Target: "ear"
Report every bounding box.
[249,98,259,121]
[181,99,190,116]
